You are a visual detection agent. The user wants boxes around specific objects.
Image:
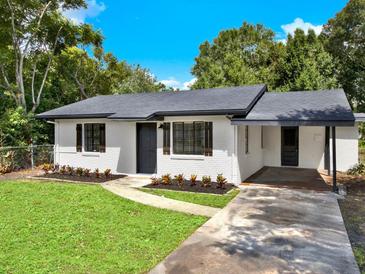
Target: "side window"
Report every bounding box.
[76,124,82,152]
[84,123,106,153]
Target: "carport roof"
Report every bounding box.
[231,89,355,126]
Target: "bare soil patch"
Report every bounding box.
[0,168,42,181]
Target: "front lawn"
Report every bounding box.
[140,188,240,208]
[0,180,207,273]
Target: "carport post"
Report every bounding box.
[332,126,338,193]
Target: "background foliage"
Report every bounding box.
[0,0,364,147]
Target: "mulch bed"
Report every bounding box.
[37,173,126,183]
[144,181,235,194]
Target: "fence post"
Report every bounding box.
[30,144,34,169]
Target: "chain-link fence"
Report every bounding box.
[0,145,54,173]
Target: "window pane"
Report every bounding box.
[184,123,194,154]
[194,122,205,155]
[84,123,105,152]
[173,123,184,154]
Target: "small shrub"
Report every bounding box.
[76,167,84,177]
[94,168,100,178]
[0,164,12,175]
[104,169,112,178]
[60,165,67,174]
[52,164,59,173]
[216,173,227,189]
[347,163,365,176]
[201,176,211,187]
[66,165,74,175]
[40,163,53,174]
[161,174,172,185]
[84,168,91,177]
[151,176,160,185]
[175,174,185,188]
[190,174,197,186]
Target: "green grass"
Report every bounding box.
[140,188,240,208]
[0,180,207,273]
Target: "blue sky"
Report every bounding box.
[64,0,348,90]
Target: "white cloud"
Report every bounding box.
[281,18,323,36]
[160,77,197,90]
[62,0,106,24]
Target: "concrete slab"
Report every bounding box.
[150,185,359,274]
[244,167,331,191]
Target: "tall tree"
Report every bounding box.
[276,29,338,91]
[0,0,102,113]
[191,22,284,90]
[322,0,365,110]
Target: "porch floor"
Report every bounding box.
[242,167,331,191]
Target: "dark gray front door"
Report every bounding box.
[137,123,157,173]
[281,127,299,166]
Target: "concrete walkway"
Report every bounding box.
[150,185,359,274]
[102,176,219,217]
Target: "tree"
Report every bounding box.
[276,29,338,91]
[191,22,284,90]
[322,0,365,110]
[0,0,102,113]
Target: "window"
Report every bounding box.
[76,124,82,152]
[245,126,249,154]
[84,123,105,152]
[163,123,170,155]
[173,122,213,156]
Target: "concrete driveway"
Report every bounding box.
[150,186,359,274]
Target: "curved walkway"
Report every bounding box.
[102,176,219,217]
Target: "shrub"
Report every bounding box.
[40,163,53,174]
[216,173,227,189]
[60,165,67,174]
[201,176,211,187]
[190,174,197,186]
[175,174,185,188]
[94,168,100,178]
[104,169,112,178]
[84,168,91,177]
[161,174,172,185]
[76,167,84,177]
[0,163,12,175]
[347,163,365,176]
[66,165,74,175]
[52,164,59,173]
[150,176,160,185]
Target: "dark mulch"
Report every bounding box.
[144,180,235,194]
[37,173,126,183]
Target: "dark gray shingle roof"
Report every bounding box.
[36,84,266,119]
[231,89,355,126]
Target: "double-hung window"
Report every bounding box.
[84,123,106,152]
[171,121,212,156]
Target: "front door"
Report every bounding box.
[281,126,299,166]
[137,123,157,173]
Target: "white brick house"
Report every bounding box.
[38,84,360,187]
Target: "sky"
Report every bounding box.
[63,0,348,90]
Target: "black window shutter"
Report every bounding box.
[204,122,213,156]
[163,123,170,155]
[100,124,106,153]
[76,124,82,152]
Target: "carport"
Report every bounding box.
[231,90,357,192]
[243,167,331,191]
